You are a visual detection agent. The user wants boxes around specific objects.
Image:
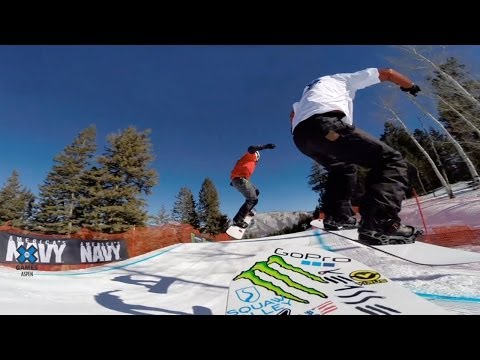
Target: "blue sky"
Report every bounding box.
[0,45,478,219]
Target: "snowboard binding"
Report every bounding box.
[358,219,423,246]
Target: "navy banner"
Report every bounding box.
[0,231,128,265]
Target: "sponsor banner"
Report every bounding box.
[226,246,449,315]
[0,231,128,265]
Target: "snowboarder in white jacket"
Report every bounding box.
[290,67,422,245]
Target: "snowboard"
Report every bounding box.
[310,219,480,266]
[225,245,450,315]
[226,213,255,240]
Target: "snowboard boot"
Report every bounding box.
[233,219,249,229]
[358,218,422,246]
[323,215,359,231]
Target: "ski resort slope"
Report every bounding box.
[1,229,480,315]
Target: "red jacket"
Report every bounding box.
[230,152,258,180]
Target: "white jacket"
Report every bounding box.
[291,68,380,132]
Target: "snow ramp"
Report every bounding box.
[1,229,480,315]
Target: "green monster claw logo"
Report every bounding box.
[233,255,328,304]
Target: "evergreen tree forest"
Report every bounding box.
[0,170,35,228]
[171,178,230,234]
[0,126,158,234]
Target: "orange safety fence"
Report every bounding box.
[422,226,480,247]
[410,188,480,247]
[2,216,480,272]
[318,206,480,248]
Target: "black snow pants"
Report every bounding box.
[293,113,408,227]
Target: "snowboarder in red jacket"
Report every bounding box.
[230,143,276,228]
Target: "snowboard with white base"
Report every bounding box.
[225,245,450,315]
[310,219,480,266]
[226,213,254,240]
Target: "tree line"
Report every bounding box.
[0,126,158,234]
[0,123,230,235]
[155,180,230,235]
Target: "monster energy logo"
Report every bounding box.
[234,255,328,304]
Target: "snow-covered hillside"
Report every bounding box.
[400,181,480,230]
[244,211,313,238]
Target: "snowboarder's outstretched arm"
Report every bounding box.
[378,68,421,96]
[248,144,276,153]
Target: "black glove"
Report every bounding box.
[401,84,421,97]
[248,144,276,153]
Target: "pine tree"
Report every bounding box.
[33,126,96,234]
[0,170,35,228]
[149,205,172,226]
[172,187,199,228]
[197,178,229,234]
[82,127,158,233]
